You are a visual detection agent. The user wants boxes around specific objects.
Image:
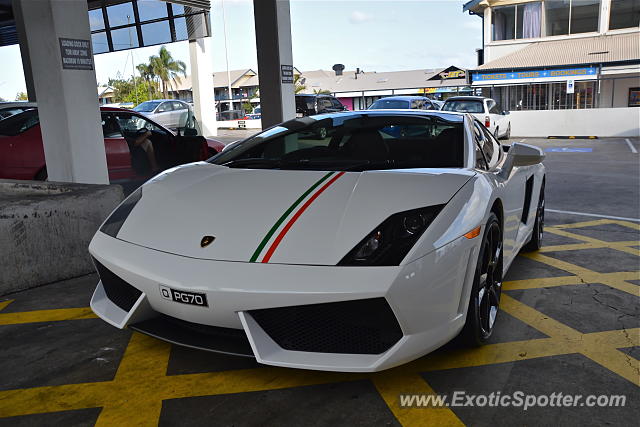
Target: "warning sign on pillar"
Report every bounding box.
[59,38,94,70]
[281,65,294,84]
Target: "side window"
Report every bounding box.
[157,102,172,113]
[423,101,434,110]
[318,98,332,111]
[481,125,502,166]
[101,113,123,138]
[172,101,186,111]
[489,102,502,114]
[114,113,167,135]
[486,100,496,114]
[473,121,489,170]
[331,98,343,109]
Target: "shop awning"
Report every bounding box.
[477,32,639,71]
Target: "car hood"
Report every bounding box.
[116,162,474,265]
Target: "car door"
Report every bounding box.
[488,100,507,137]
[475,120,526,263]
[100,112,135,181]
[153,102,174,128]
[316,97,333,114]
[172,101,189,129]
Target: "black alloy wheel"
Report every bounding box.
[462,213,503,345]
[523,181,545,252]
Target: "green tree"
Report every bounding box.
[136,63,158,100]
[15,91,28,101]
[294,74,306,94]
[149,46,187,99]
[313,88,331,95]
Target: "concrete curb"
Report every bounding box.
[0,179,124,295]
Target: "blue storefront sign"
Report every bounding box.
[472,67,598,82]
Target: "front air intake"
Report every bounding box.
[93,259,142,312]
[249,298,403,354]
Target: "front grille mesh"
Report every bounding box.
[249,298,402,354]
[93,259,142,312]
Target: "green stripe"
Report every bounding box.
[249,171,335,262]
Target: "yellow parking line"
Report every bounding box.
[372,371,464,427]
[503,272,640,291]
[553,219,613,229]
[0,300,13,312]
[500,294,578,339]
[0,307,96,325]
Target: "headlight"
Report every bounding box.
[99,187,142,238]
[338,205,444,266]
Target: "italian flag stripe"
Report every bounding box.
[261,171,346,263]
[249,171,335,262]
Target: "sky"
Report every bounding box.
[0,0,482,100]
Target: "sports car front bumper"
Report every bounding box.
[89,231,479,372]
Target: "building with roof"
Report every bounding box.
[463,0,640,112]
[167,66,471,112]
[298,66,470,110]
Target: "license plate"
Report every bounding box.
[159,285,208,307]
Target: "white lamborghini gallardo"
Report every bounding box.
[89,110,546,372]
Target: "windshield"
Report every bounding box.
[442,100,484,114]
[133,101,162,112]
[0,109,40,136]
[210,114,464,171]
[368,99,411,110]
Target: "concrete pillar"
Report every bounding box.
[189,38,217,137]
[253,0,295,128]
[12,0,108,184]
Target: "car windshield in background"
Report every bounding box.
[210,114,464,171]
[368,99,411,110]
[0,109,40,136]
[133,101,162,112]
[442,100,484,114]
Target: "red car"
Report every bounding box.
[0,107,224,181]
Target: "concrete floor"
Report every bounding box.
[0,138,638,426]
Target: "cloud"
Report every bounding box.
[349,10,373,24]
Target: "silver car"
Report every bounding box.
[133,99,190,129]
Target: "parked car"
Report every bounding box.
[0,107,224,181]
[133,99,190,129]
[88,109,546,372]
[368,96,438,110]
[442,96,511,139]
[0,102,37,120]
[217,110,245,121]
[295,94,348,117]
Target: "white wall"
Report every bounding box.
[510,107,640,137]
[599,76,640,108]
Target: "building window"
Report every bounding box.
[550,81,596,109]
[610,0,640,30]
[493,2,542,40]
[545,0,600,36]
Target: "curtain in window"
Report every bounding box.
[522,2,542,38]
[493,11,506,40]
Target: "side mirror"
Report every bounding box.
[498,143,544,178]
[502,111,510,115]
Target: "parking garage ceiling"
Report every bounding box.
[0,0,210,48]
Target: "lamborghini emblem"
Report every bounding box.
[200,236,215,248]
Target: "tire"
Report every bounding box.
[522,181,545,252]
[35,167,48,181]
[461,213,503,346]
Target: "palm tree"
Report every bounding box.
[149,46,187,99]
[136,63,156,100]
[294,74,306,94]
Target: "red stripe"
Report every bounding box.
[261,172,346,263]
